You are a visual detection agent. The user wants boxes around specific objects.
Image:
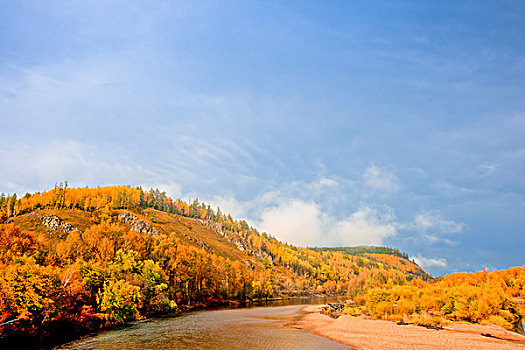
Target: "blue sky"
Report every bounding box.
[1,1,524,275]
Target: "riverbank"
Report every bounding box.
[295,305,525,350]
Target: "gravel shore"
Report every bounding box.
[295,306,525,350]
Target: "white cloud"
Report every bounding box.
[413,254,448,268]
[314,177,338,189]
[330,205,397,246]
[363,166,399,193]
[259,200,325,246]
[257,198,398,247]
[209,195,249,220]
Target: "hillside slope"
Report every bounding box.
[0,184,428,347]
[312,246,428,279]
[8,205,426,295]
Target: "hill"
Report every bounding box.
[312,246,427,279]
[0,184,427,347]
[313,246,409,258]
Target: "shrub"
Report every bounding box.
[97,279,142,324]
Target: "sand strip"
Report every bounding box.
[294,305,525,350]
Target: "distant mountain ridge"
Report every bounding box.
[313,246,410,259]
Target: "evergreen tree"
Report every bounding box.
[9,193,17,216]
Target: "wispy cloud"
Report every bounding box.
[479,163,496,177]
[363,166,399,194]
[400,211,464,246]
[412,212,464,234]
[434,181,475,196]
[0,139,155,194]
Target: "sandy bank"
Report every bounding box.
[295,305,525,350]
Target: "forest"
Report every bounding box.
[0,184,523,347]
[343,266,525,334]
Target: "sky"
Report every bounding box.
[1,1,524,275]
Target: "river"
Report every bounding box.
[55,297,350,350]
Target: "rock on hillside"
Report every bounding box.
[199,219,274,265]
[41,215,77,234]
[118,211,160,236]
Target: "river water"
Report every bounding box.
[55,297,349,350]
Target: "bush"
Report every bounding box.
[407,311,444,328]
[97,279,142,324]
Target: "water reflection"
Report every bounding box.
[56,298,349,350]
[252,295,348,308]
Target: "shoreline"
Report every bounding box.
[295,305,525,350]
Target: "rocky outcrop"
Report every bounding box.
[228,234,274,265]
[199,219,274,265]
[41,215,77,234]
[118,211,160,236]
[198,219,275,263]
[181,232,215,254]
[199,219,223,235]
[228,235,248,252]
